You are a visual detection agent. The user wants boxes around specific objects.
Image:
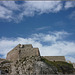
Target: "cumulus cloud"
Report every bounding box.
[69,11,75,20]
[0,1,62,22]
[0,1,19,10]
[65,1,75,21]
[17,1,63,21]
[0,1,75,22]
[32,31,69,42]
[65,1,75,9]
[0,6,12,20]
[23,1,62,13]
[0,31,75,62]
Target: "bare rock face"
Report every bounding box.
[0,60,11,75]
[10,56,57,75]
[0,56,74,75]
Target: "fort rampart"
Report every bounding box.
[6,44,66,62]
[42,56,66,61]
[6,44,40,61]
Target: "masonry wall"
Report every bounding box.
[33,48,40,56]
[6,44,40,61]
[19,48,40,60]
[73,63,75,68]
[43,56,66,62]
[6,44,66,62]
[6,44,21,61]
[6,49,19,61]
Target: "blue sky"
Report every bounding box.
[0,1,75,62]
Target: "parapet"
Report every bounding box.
[42,56,66,62]
[19,44,33,48]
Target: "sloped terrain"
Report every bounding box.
[41,57,74,74]
[0,56,75,75]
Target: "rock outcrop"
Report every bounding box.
[10,56,58,75]
[0,56,74,75]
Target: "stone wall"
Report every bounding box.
[19,48,40,60]
[6,49,19,61]
[33,48,40,56]
[43,56,66,62]
[73,63,75,68]
[6,44,20,61]
[6,44,40,61]
[6,44,66,62]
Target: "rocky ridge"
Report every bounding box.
[0,56,75,75]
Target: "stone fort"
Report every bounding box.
[6,44,66,62]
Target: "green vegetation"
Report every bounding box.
[41,57,74,74]
[0,60,12,64]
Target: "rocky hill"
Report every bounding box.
[0,56,75,75]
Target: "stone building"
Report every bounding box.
[6,44,66,62]
[6,44,40,61]
[1,44,75,75]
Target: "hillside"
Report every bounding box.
[0,56,75,75]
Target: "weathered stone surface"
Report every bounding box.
[0,57,74,75]
[9,56,58,75]
[73,63,75,68]
[42,56,66,62]
[6,44,66,62]
[6,44,40,62]
[0,60,11,75]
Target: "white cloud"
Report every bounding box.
[1,1,20,10]
[0,6,12,20]
[0,31,75,62]
[0,1,62,22]
[0,1,21,21]
[25,1,62,13]
[69,11,75,20]
[19,1,62,20]
[32,31,69,42]
[36,26,50,31]
[65,1,75,9]
[1,1,75,22]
